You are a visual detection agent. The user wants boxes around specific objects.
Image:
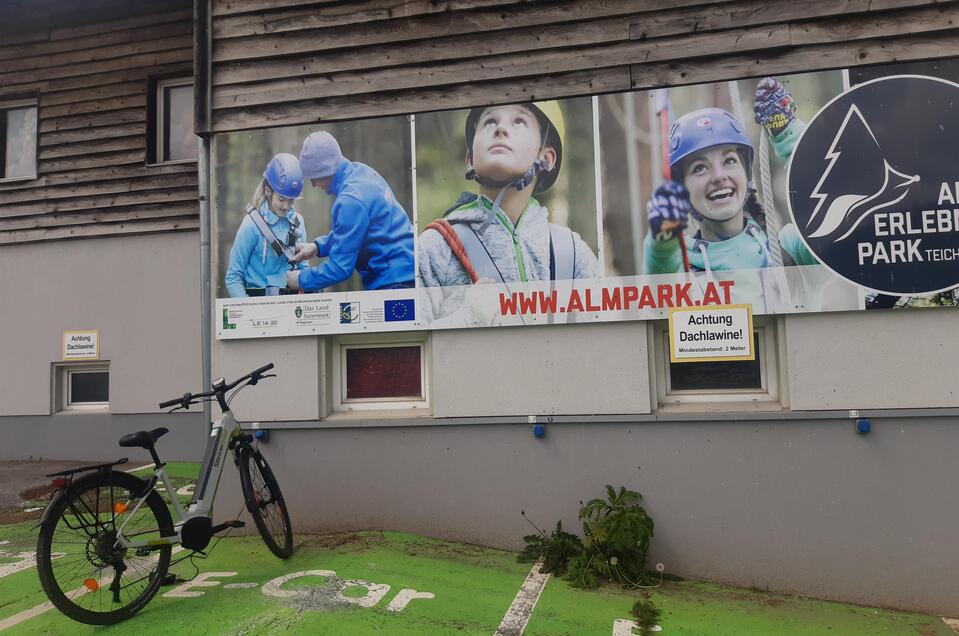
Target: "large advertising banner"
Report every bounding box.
[214,59,958,339]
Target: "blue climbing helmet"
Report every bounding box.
[262,153,304,199]
[669,108,754,177]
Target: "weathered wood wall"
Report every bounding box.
[209,0,959,133]
[0,1,197,244]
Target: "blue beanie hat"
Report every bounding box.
[299,131,347,179]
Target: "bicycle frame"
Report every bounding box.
[115,409,242,551]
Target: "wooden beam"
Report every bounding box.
[48,7,193,40]
[39,135,144,160]
[0,172,198,205]
[0,202,199,232]
[40,122,146,147]
[213,0,525,37]
[39,108,145,134]
[0,203,198,231]
[214,16,630,87]
[39,81,144,108]
[0,187,198,218]
[0,217,199,245]
[39,149,146,174]
[628,32,959,90]
[211,0,727,62]
[39,62,192,96]
[0,47,192,87]
[213,66,630,131]
[40,94,146,119]
[211,3,959,111]
[0,20,191,64]
[0,162,196,193]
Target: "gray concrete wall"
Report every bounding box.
[0,232,205,460]
[0,412,207,462]
[0,232,203,416]
[783,309,959,410]
[225,414,959,617]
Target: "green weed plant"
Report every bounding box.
[520,485,655,590]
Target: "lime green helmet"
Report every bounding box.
[464,100,565,194]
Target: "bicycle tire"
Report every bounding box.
[238,446,293,558]
[36,470,173,625]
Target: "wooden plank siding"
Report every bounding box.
[0,2,197,245]
[209,0,959,133]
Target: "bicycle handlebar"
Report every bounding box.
[158,363,275,410]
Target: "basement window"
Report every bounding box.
[652,318,781,409]
[0,99,37,181]
[332,334,430,412]
[55,362,110,413]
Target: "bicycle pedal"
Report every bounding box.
[210,519,245,534]
[160,572,179,586]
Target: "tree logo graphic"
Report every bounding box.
[788,75,959,296]
[806,104,919,242]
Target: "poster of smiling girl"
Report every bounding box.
[598,72,862,315]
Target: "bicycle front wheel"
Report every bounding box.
[239,446,293,558]
[36,470,173,625]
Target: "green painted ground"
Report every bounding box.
[0,463,953,635]
[0,524,953,636]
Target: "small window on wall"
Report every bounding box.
[0,99,38,181]
[154,78,197,163]
[653,318,781,408]
[55,363,110,412]
[332,334,429,413]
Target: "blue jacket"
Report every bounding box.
[225,202,307,298]
[298,161,415,291]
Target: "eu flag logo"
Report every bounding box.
[384,299,415,322]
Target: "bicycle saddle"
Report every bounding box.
[118,427,169,449]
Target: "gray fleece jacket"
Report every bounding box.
[417,194,599,327]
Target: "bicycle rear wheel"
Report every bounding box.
[36,470,173,625]
[238,446,293,558]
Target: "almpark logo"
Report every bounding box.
[788,75,959,296]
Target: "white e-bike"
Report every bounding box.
[36,363,293,625]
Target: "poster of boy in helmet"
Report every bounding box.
[597,72,861,315]
[415,97,602,327]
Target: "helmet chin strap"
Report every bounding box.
[467,159,547,234]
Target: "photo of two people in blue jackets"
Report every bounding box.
[222,128,415,298]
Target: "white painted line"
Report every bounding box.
[0,601,55,631]
[943,617,959,633]
[493,560,550,636]
[0,546,184,631]
[614,618,662,634]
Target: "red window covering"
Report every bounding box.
[346,346,422,400]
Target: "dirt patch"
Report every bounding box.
[403,537,508,567]
[0,509,41,525]
[0,460,106,521]
[19,483,56,501]
[296,531,388,553]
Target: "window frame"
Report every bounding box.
[652,316,782,409]
[331,332,430,413]
[0,97,38,183]
[53,362,110,413]
[153,77,196,165]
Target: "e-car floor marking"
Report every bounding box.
[493,560,549,636]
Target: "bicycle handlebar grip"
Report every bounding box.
[158,397,182,409]
[252,362,274,376]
